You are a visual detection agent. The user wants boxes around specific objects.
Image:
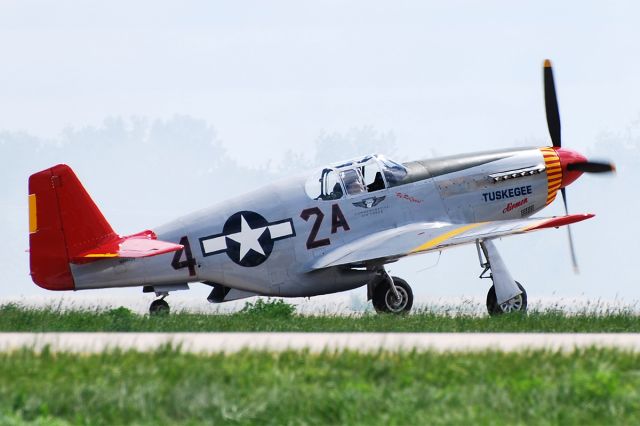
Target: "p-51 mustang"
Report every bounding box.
[28,60,614,315]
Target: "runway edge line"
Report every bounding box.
[1,333,640,353]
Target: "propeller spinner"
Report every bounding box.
[542,59,615,272]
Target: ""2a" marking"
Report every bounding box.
[300,204,350,250]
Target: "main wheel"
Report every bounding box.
[149,299,170,316]
[486,281,527,316]
[373,276,413,314]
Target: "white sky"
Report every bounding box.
[1,1,639,309]
[2,1,639,162]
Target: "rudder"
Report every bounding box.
[28,164,118,290]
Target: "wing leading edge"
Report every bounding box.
[308,214,594,270]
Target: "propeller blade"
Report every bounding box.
[544,59,562,148]
[567,161,616,173]
[560,188,579,273]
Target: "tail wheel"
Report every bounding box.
[486,281,527,316]
[149,299,170,316]
[373,276,413,314]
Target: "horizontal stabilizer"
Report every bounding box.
[71,230,183,263]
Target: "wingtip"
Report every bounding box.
[526,213,595,232]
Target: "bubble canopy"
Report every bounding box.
[304,154,407,200]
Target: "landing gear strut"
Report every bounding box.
[478,239,528,316]
[371,269,414,314]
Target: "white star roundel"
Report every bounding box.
[199,211,296,267]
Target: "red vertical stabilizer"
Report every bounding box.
[28,164,118,290]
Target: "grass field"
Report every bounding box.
[0,348,639,425]
[1,300,639,332]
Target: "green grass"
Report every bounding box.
[0,348,639,425]
[1,300,639,332]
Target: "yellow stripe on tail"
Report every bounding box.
[28,194,37,233]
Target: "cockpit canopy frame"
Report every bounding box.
[304,154,407,201]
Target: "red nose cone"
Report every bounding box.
[554,148,587,188]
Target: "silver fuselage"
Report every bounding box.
[71,147,556,296]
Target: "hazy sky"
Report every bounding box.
[1,1,638,308]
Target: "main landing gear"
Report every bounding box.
[478,239,528,316]
[371,269,414,314]
[486,282,527,316]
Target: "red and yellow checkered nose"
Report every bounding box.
[540,147,562,205]
[554,147,588,188]
[540,147,590,205]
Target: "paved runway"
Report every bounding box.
[1,333,640,353]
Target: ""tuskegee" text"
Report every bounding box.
[482,185,532,202]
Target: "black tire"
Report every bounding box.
[372,276,413,314]
[149,299,170,316]
[486,281,527,316]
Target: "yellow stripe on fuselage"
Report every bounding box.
[84,253,118,258]
[28,194,37,233]
[410,223,485,253]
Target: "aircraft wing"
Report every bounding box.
[308,214,594,270]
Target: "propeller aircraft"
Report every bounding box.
[27,60,614,315]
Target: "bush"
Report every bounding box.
[240,299,296,318]
[103,306,136,330]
